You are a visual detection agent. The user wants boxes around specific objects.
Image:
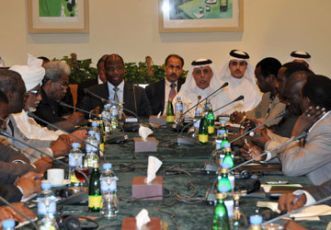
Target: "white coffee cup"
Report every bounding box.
[47,168,64,186]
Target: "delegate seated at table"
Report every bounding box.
[242,73,331,186]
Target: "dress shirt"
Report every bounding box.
[107,81,124,104]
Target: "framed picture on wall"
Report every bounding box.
[159,0,243,32]
[27,0,89,33]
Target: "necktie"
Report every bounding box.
[168,83,177,102]
[113,87,119,103]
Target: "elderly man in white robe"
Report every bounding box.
[8,54,86,165]
[218,50,262,114]
[175,59,232,118]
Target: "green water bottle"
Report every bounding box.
[212,193,231,230]
[217,168,232,193]
[221,143,234,169]
[166,101,175,124]
[88,162,102,212]
[198,117,209,144]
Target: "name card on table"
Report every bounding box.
[132,176,163,201]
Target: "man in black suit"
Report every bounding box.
[145,54,186,115]
[80,54,152,117]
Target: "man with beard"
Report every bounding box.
[34,60,84,131]
[8,55,86,165]
[145,54,186,115]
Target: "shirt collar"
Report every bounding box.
[165,79,178,87]
[107,80,124,92]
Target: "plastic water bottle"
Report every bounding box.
[37,182,58,229]
[110,104,119,129]
[85,130,99,169]
[175,96,184,124]
[101,104,112,138]
[68,142,83,188]
[2,219,15,230]
[100,163,119,218]
[91,121,101,143]
[249,214,263,230]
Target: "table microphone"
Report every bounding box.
[27,112,102,160]
[83,88,140,122]
[58,101,99,118]
[181,82,229,117]
[177,95,244,146]
[0,195,38,229]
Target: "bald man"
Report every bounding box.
[79,54,151,117]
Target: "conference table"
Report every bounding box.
[51,125,329,230]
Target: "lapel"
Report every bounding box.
[101,83,110,99]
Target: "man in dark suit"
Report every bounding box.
[145,54,186,115]
[79,54,152,117]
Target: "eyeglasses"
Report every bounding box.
[27,90,41,96]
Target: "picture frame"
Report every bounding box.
[159,0,243,32]
[27,0,89,33]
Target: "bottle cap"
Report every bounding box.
[88,130,95,136]
[2,219,15,228]
[250,215,263,225]
[216,193,226,200]
[221,168,229,174]
[223,142,231,148]
[72,142,81,149]
[102,163,112,170]
[41,181,52,190]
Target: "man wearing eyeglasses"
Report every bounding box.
[218,49,262,114]
[34,60,85,131]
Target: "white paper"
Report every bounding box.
[139,125,153,142]
[135,208,151,230]
[146,156,162,184]
[256,201,280,213]
[290,205,331,221]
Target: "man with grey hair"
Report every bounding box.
[34,60,84,131]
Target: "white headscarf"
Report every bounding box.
[175,59,232,117]
[218,50,262,113]
[10,54,45,91]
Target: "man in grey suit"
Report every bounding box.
[243,72,331,185]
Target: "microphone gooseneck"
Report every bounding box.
[182,82,229,117]
[213,95,244,114]
[59,101,99,118]
[0,196,38,229]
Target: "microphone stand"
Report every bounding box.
[0,131,89,183]
[28,112,104,161]
[181,82,228,118]
[0,196,38,229]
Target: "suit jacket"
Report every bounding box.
[266,112,331,185]
[145,78,185,115]
[305,179,331,205]
[79,82,152,117]
[0,185,23,204]
[0,139,34,184]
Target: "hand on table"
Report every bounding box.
[50,138,71,157]
[284,220,308,230]
[240,139,264,161]
[278,192,307,212]
[0,202,36,222]
[69,129,88,144]
[33,157,53,173]
[15,171,43,197]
